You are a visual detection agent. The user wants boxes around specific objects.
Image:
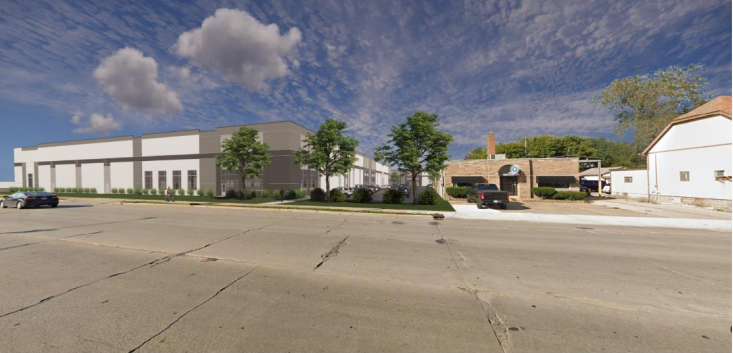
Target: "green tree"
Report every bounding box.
[496,141,527,158]
[592,64,708,152]
[216,127,271,199]
[464,147,487,160]
[294,119,358,202]
[375,111,453,205]
[389,171,402,185]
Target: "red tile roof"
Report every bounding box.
[642,96,732,155]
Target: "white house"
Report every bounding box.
[609,169,648,201]
[639,96,732,210]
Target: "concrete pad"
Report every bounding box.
[140,266,502,353]
[319,237,466,288]
[0,241,162,315]
[0,256,256,353]
[0,234,47,250]
[190,229,347,270]
[484,293,730,353]
[329,218,439,242]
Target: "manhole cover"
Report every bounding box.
[392,221,404,225]
[435,239,446,244]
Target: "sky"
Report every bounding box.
[0,0,731,181]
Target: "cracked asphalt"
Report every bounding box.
[0,198,730,353]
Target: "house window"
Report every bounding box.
[188,170,197,190]
[714,170,725,178]
[624,176,633,183]
[144,171,153,189]
[158,171,167,189]
[173,171,181,189]
[680,171,690,182]
[537,176,575,188]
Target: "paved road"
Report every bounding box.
[0,199,730,353]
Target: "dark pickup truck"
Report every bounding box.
[467,183,510,209]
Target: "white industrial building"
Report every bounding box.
[611,96,731,210]
[9,121,389,195]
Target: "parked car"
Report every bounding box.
[579,184,592,196]
[602,184,611,194]
[381,185,391,189]
[467,183,510,209]
[397,184,410,197]
[579,179,607,192]
[354,185,374,195]
[335,187,353,198]
[1,191,59,209]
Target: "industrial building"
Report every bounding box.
[11,121,389,195]
[441,132,580,199]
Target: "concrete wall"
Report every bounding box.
[110,162,134,190]
[610,170,648,200]
[55,164,76,188]
[81,163,105,192]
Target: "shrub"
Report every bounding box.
[158,189,165,196]
[531,187,556,199]
[206,188,214,197]
[196,189,204,196]
[187,189,195,196]
[38,187,45,192]
[111,188,117,194]
[273,189,281,199]
[352,188,372,203]
[310,188,327,201]
[330,189,346,202]
[82,187,89,193]
[286,190,297,200]
[126,188,134,195]
[445,186,468,198]
[226,189,237,198]
[135,188,142,195]
[250,190,257,199]
[235,189,245,199]
[9,187,17,193]
[552,191,587,201]
[150,188,157,195]
[262,189,269,198]
[177,188,185,196]
[418,187,441,205]
[90,188,97,194]
[382,188,404,204]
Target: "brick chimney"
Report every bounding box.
[487,132,496,157]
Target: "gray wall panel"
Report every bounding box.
[133,138,142,189]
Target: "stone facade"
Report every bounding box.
[442,157,580,199]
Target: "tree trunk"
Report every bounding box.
[241,175,247,200]
[412,173,418,206]
[325,174,331,203]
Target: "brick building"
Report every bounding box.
[441,133,580,199]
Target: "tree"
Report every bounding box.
[375,111,453,205]
[216,127,271,199]
[592,64,708,152]
[294,119,358,202]
[389,171,402,185]
[464,147,487,160]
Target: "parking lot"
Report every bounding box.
[0,198,730,352]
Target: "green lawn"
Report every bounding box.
[288,199,455,211]
[57,193,277,204]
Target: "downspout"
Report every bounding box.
[646,154,651,203]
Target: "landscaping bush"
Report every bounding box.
[111,188,117,194]
[158,189,165,196]
[445,186,468,198]
[552,191,587,201]
[286,190,298,200]
[226,189,237,198]
[262,189,269,198]
[196,189,204,196]
[150,188,157,195]
[352,188,372,203]
[9,187,17,193]
[250,190,257,199]
[418,187,441,205]
[273,189,281,199]
[140,188,148,195]
[126,188,133,195]
[382,188,404,204]
[310,188,327,202]
[38,187,45,192]
[330,189,346,202]
[83,187,90,193]
[134,188,142,195]
[206,188,214,197]
[187,189,195,196]
[531,187,556,199]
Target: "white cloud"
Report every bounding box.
[180,67,191,79]
[71,113,122,135]
[93,47,183,114]
[175,8,302,90]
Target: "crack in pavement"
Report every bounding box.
[127,266,260,353]
[0,231,105,252]
[434,223,511,353]
[0,217,157,235]
[313,235,350,270]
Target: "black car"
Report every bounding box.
[397,184,410,197]
[580,179,607,192]
[1,192,59,209]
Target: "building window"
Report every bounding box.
[158,171,166,189]
[537,176,574,188]
[145,171,153,189]
[188,170,197,190]
[679,171,690,182]
[624,176,633,183]
[173,170,181,189]
[714,170,725,178]
[27,173,33,187]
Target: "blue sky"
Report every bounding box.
[0,0,731,181]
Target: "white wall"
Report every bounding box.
[648,144,731,200]
[142,135,199,156]
[14,166,22,185]
[110,162,133,190]
[38,165,51,191]
[56,164,76,188]
[14,141,133,164]
[650,115,731,153]
[610,170,648,199]
[141,159,199,190]
[81,163,105,192]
